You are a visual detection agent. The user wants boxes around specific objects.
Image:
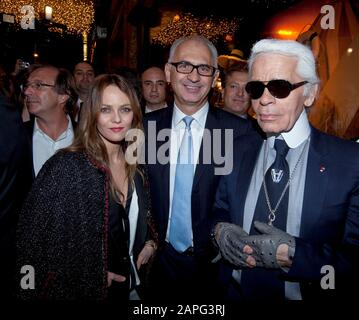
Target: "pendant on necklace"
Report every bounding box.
[268,212,275,226]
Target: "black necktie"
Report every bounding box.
[252,138,290,232]
[240,139,290,301]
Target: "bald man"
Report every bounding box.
[141,67,168,113]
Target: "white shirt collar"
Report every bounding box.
[267,110,311,149]
[34,114,73,140]
[145,103,168,114]
[172,102,209,128]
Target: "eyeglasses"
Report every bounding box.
[169,61,217,77]
[245,80,308,99]
[24,82,55,90]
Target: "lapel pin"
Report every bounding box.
[319,165,326,173]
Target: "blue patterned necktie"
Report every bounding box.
[169,116,194,253]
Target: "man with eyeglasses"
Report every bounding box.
[212,39,359,302]
[143,35,251,302]
[24,64,77,177]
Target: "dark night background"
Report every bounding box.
[0,0,303,73]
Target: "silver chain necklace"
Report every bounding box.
[262,138,309,225]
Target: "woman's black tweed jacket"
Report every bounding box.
[16,151,156,300]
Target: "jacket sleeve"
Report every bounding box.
[212,174,232,227]
[288,183,359,283]
[286,168,359,300]
[142,166,158,246]
[16,155,73,299]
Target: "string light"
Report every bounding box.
[83,31,88,61]
[0,0,94,34]
[152,13,240,47]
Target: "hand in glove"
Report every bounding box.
[213,222,250,268]
[240,221,296,269]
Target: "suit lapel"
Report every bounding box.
[157,107,173,222]
[300,128,330,238]
[134,172,145,233]
[234,138,263,226]
[193,106,217,189]
[24,119,35,179]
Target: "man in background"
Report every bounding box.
[73,61,95,121]
[141,66,168,113]
[24,64,77,177]
[222,63,251,119]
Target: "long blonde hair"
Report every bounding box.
[66,74,143,201]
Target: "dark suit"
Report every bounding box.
[214,127,359,301]
[0,95,32,298]
[143,104,251,301]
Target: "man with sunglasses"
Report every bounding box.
[24,64,77,177]
[143,35,251,301]
[212,39,359,302]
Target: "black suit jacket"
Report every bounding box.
[0,95,32,297]
[213,127,359,300]
[144,104,251,257]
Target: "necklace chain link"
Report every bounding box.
[262,138,309,225]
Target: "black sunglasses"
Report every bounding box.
[245,80,308,99]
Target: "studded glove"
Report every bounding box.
[240,221,296,269]
[214,222,250,268]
